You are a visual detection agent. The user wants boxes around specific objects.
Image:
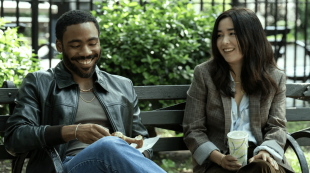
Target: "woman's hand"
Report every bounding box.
[249,150,279,170]
[220,155,242,171]
[209,150,241,171]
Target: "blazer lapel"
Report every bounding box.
[221,94,232,143]
[249,94,263,144]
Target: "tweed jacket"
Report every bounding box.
[183,60,294,173]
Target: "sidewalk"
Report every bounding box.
[277,43,310,108]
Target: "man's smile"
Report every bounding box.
[77,58,93,65]
[71,54,98,66]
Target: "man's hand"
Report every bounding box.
[220,155,242,171]
[249,150,279,170]
[76,124,111,144]
[62,124,110,144]
[111,132,144,148]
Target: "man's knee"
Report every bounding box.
[80,136,125,157]
[94,136,125,150]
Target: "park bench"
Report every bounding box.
[0,81,310,173]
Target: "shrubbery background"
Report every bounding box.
[0,18,40,115]
[90,0,217,109]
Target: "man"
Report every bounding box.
[4,10,165,173]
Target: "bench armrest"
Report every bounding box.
[288,128,310,142]
[12,152,28,173]
[12,147,64,173]
[44,147,64,173]
[284,133,309,173]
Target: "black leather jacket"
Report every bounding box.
[4,61,151,173]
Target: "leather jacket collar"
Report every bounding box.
[54,61,109,92]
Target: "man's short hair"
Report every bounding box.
[55,10,100,42]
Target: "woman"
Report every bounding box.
[183,7,294,173]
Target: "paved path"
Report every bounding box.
[277,44,310,107]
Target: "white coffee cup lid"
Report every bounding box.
[227,131,248,139]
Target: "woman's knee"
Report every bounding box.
[250,159,271,167]
[238,160,272,173]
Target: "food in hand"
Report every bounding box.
[112,132,143,148]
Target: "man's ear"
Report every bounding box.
[56,39,63,53]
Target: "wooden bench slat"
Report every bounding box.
[286,83,310,100]
[286,108,310,121]
[141,108,310,125]
[134,85,189,100]
[2,84,310,101]
[0,115,9,132]
[0,88,18,104]
[296,138,310,146]
[2,108,309,130]
[0,145,15,160]
[0,138,307,160]
[141,110,183,125]
[152,137,187,151]
[151,137,310,151]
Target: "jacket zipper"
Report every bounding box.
[93,87,117,132]
[71,85,80,124]
[61,85,80,159]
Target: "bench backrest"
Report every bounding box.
[0,82,310,159]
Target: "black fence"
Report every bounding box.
[1,0,310,82]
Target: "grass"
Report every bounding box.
[155,128,192,173]
[285,147,310,173]
[152,150,193,173]
[287,121,310,133]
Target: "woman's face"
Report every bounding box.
[216,17,243,66]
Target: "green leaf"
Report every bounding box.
[0,18,40,87]
[120,45,130,49]
[187,3,193,10]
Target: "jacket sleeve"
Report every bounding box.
[183,65,219,165]
[261,72,287,158]
[4,73,49,156]
[129,80,153,158]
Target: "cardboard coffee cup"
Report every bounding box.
[227,131,248,166]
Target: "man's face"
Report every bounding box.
[56,22,101,78]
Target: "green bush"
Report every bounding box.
[0,18,40,87]
[0,18,40,116]
[91,0,217,109]
[297,0,310,43]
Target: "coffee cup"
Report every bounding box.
[227,131,248,167]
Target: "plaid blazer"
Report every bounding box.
[183,60,294,173]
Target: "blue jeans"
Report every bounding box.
[62,136,165,173]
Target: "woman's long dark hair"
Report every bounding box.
[210,7,278,98]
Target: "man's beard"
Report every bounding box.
[62,48,100,78]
